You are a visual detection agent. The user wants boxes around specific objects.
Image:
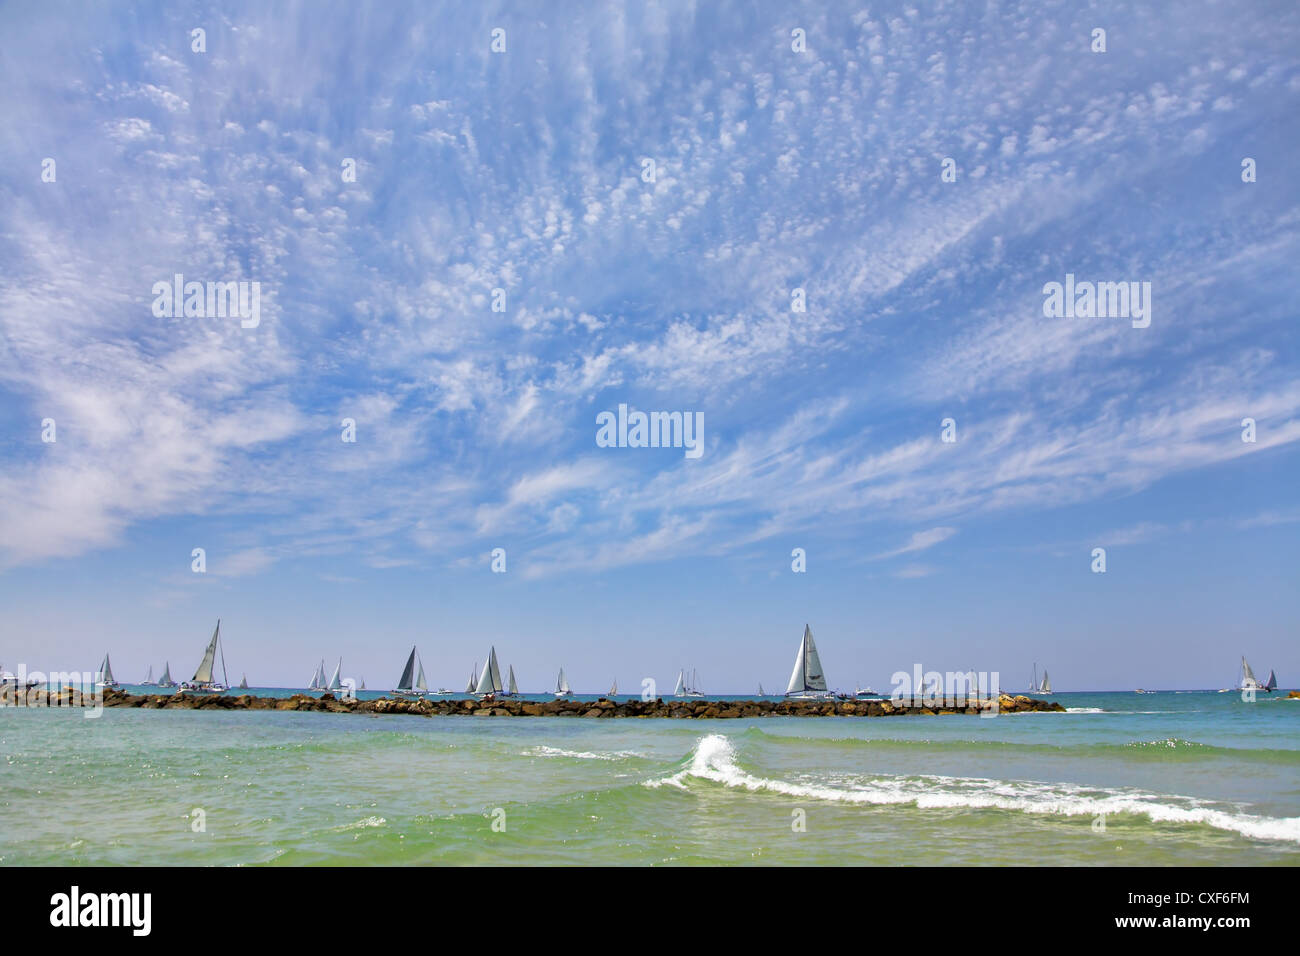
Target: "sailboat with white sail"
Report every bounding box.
[506,666,519,698]
[180,620,229,695]
[157,661,176,689]
[465,663,477,694]
[554,667,573,698]
[140,665,156,687]
[474,647,505,698]
[785,624,834,700]
[327,658,343,694]
[757,683,766,696]
[1039,668,1053,695]
[238,674,249,690]
[393,646,427,698]
[607,679,617,698]
[96,653,119,688]
[307,660,328,691]
[674,669,704,698]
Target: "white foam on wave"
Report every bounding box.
[644,734,1300,844]
[1065,707,1105,714]
[525,745,641,761]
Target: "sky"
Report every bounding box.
[0,1,1297,693]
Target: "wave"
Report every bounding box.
[731,726,1300,763]
[523,745,643,761]
[645,734,1300,844]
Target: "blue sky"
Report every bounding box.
[1,1,1297,692]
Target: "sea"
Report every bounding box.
[1,688,1296,865]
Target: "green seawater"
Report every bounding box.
[1,691,1297,865]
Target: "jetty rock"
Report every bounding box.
[4,686,1073,719]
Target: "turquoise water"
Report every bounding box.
[1,691,1296,865]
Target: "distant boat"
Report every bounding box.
[140,665,156,686]
[1240,656,1268,693]
[327,658,343,693]
[608,679,617,697]
[1029,662,1040,693]
[554,667,572,698]
[507,666,519,697]
[238,674,249,690]
[465,663,477,694]
[180,620,229,695]
[1040,669,1053,695]
[674,668,704,698]
[758,683,766,696]
[1265,670,1278,692]
[475,647,504,698]
[784,624,834,700]
[393,645,428,698]
[157,661,176,689]
[96,653,120,689]
[359,677,366,691]
[855,685,880,698]
[307,660,328,691]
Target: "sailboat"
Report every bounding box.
[1265,670,1278,693]
[140,665,156,686]
[393,646,427,698]
[157,661,176,689]
[674,669,705,698]
[1039,669,1053,695]
[474,647,505,698]
[758,683,766,696]
[359,677,366,691]
[607,679,617,698]
[507,666,519,697]
[96,653,120,688]
[465,663,477,694]
[307,660,328,691]
[327,658,343,694]
[784,624,834,700]
[238,674,249,690]
[180,620,229,695]
[554,667,573,698]
[1028,662,1040,693]
[1240,656,1263,693]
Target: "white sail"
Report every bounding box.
[609,680,617,696]
[328,658,342,691]
[416,657,427,692]
[466,663,476,694]
[160,662,173,685]
[556,667,570,694]
[1040,670,1052,694]
[239,674,248,689]
[142,665,153,683]
[476,647,503,694]
[508,666,518,695]
[674,670,685,696]
[1242,656,1258,686]
[1265,669,1277,692]
[192,621,220,684]
[785,624,827,694]
[100,654,115,684]
[359,677,366,691]
[758,683,765,696]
